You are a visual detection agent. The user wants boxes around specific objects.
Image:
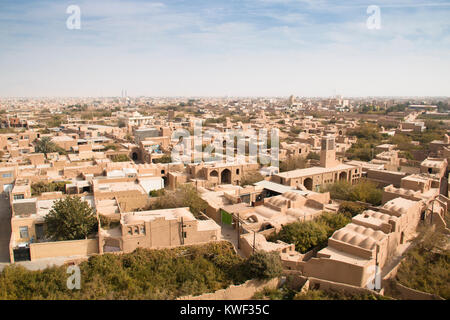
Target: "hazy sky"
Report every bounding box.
[0,0,449,97]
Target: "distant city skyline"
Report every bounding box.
[1,0,449,97]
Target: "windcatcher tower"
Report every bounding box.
[320,136,339,168]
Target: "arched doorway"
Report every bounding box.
[210,170,218,178]
[303,178,313,191]
[221,169,231,184]
[339,171,347,181]
[132,152,139,161]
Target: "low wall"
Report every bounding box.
[29,238,99,260]
[9,232,14,263]
[387,280,444,300]
[306,277,385,298]
[177,278,281,300]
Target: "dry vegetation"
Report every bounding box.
[395,226,450,299]
[0,242,251,300]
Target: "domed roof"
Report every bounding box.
[332,229,346,240]
[341,232,353,243]
[360,237,376,250]
[283,191,303,201]
[349,234,364,246]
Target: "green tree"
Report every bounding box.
[317,212,352,237]
[149,184,208,218]
[240,171,264,187]
[279,156,308,172]
[269,221,329,253]
[245,252,283,280]
[34,137,57,155]
[306,152,320,160]
[338,201,367,218]
[321,181,353,200]
[322,180,382,206]
[44,196,98,241]
[350,180,382,205]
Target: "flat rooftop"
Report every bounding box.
[276,163,357,179]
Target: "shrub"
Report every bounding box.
[244,252,283,280]
[31,181,71,196]
[269,221,329,253]
[149,184,208,218]
[322,180,382,206]
[338,201,367,218]
[111,154,130,162]
[252,285,296,300]
[269,212,351,253]
[396,227,449,299]
[0,242,250,300]
[350,180,382,205]
[321,181,353,201]
[294,289,389,300]
[99,215,120,230]
[153,154,172,164]
[149,189,166,197]
[279,156,308,172]
[306,152,320,160]
[240,171,264,187]
[317,212,352,237]
[104,144,118,151]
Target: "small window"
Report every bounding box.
[182,232,187,238]
[236,169,240,175]
[19,226,29,239]
[2,173,12,178]
[128,227,132,235]
[134,226,139,234]
[14,194,24,200]
[140,226,145,234]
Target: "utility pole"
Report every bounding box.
[181,217,185,245]
[430,200,434,224]
[374,244,380,292]
[237,213,240,249]
[253,230,256,254]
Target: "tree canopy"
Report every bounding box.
[244,251,283,280]
[44,196,98,241]
[240,171,264,187]
[148,184,208,218]
[268,212,351,253]
[321,180,382,206]
[279,156,308,172]
[34,137,66,155]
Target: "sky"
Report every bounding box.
[0,0,449,97]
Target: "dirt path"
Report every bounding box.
[0,195,12,263]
